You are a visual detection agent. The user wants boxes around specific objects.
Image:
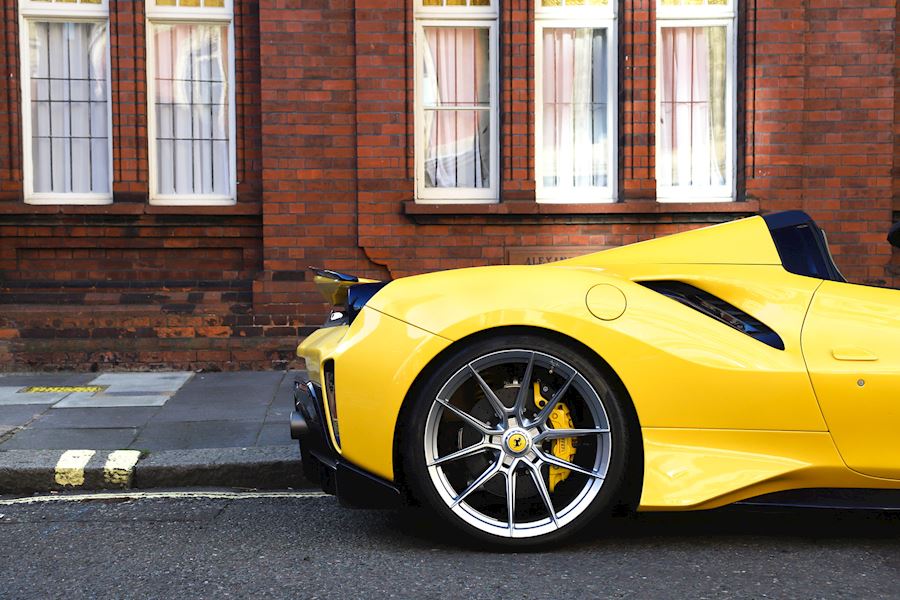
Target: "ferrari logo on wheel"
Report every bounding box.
[506,432,529,454]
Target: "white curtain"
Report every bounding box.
[422,27,490,189]
[541,28,608,190]
[154,23,230,196]
[658,26,727,188]
[29,21,109,194]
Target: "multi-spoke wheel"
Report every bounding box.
[403,333,637,547]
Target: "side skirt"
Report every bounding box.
[737,488,900,511]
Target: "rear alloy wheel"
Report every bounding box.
[403,335,635,547]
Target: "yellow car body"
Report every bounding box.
[296,212,900,513]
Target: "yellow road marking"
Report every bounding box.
[22,386,106,393]
[54,450,96,487]
[103,450,141,486]
[0,490,329,506]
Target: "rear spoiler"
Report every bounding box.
[309,267,378,305]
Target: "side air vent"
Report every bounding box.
[640,281,785,351]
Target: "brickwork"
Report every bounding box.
[0,0,897,370]
[0,0,281,370]
[892,6,900,285]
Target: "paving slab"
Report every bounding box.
[0,373,96,387]
[166,372,282,406]
[256,421,294,446]
[130,420,263,451]
[28,407,160,430]
[54,393,171,408]
[268,374,297,413]
[1,427,139,450]
[90,372,193,393]
[0,405,51,428]
[149,401,269,423]
[0,388,71,405]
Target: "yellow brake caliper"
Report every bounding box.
[533,382,576,492]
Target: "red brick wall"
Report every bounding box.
[254,0,389,330]
[0,0,897,370]
[354,0,896,285]
[0,0,294,370]
[0,1,22,192]
[892,5,900,287]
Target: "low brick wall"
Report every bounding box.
[0,306,310,372]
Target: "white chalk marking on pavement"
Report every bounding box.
[0,490,329,506]
[54,450,96,487]
[103,450,142,486]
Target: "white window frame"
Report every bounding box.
[145,0,237,206]
[18,0,114,205]
[415,0,497,21]
[534,0,617,204]
[655,0,736,203]
[414,7,499,204]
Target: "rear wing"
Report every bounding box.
[309,267,379,305]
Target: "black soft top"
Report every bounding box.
[763,211,845,282]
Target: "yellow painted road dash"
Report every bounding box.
[103,450,141,486]
[23,386,106,394]
[54,450,96,487]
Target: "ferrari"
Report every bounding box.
[290,211,900,547]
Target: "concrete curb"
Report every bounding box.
[0,445,312,494]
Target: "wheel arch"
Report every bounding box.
[392,324,644,512]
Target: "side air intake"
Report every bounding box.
[640,281,785,351]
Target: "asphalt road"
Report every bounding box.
[1,492,899,599]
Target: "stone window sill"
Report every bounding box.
[0,194,261,216]
[403,200,760,224]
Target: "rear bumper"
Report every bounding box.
[290,377,402,509]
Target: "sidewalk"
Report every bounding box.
[0,370,309,493]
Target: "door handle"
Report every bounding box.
[832,347,879,361]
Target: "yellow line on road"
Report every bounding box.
[0,490,329,506]
[54,450,96,487]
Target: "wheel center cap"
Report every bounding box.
[504,430,531,456]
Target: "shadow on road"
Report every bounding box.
[375,505,900,552]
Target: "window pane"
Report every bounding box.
[421,0,493,6]
[658,26,727,188]
[541,0,608,5]
[660,0,730,5]
[423,109,490,188]
[422,27,490,189]
[541,28,609,189]
[152,22,230,196]
[28,21,109,194]
[153,0,230,6]
[422,27,490,107]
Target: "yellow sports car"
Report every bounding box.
[291,211,900,547]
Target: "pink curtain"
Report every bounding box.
[658,26,726,189]
[422,27,490,189]
[29,21,109,194]
[541,28,608,190]
[153,23,230,196]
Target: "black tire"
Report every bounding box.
[401,332,638,549]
